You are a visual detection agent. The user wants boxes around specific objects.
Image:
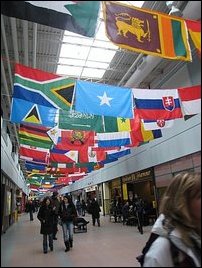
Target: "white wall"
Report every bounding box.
[1,131,29,195]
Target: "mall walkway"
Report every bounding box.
[1,212,152,267]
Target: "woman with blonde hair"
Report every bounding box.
[143,172,201,267]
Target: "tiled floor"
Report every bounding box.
[1,212,152,267]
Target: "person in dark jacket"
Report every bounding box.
[37,197,55,254]
[51,191,60,240]
[58,195,77,252]
[26,199,35,221]
[89,198,101,227]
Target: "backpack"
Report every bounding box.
[136,233,181,267]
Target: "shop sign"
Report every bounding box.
[85,185,97,192]
[122,168,153,183]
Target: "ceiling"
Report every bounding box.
[1,1,201,184]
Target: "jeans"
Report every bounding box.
[62,221,73,242]
[43,233,53,252]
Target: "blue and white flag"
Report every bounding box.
[96,132,131,147]
[74,80,133,118]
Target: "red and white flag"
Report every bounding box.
[178,85,201,115]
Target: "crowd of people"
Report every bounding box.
[26,194,100,254]
[24,171,201,268]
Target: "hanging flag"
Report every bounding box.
[10,98,57,127]
[59,110,104,132]
[142,119,174,130]
[103,1,191,61]
[127,112,162,146]
[74,80,133,118]
[50,148,78,163]
[106,147,131,160]
[178,85,201,115]
[57,129,95,147]
[103,113,139,132]
[79,147,106,163]
[185,19,201,56]
[25,162,47,172]
[13,64,74,110]
[1,1,100,37]
[47,126,61,145]
[49,162,98,169]
[96,132,131,147]
[19,138,52,149]
[19,145,49,162]
[133,88,183,120]
[19,124,53,146]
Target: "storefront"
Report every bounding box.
[121,167,157,212]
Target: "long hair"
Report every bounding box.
[41,196,52,207]
[160,172,201,245]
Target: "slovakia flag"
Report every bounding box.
[133,89,183,120]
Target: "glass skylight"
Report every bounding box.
[56,1,144,80]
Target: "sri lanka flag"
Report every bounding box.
[133,88,183,120]
[103,1,191,61]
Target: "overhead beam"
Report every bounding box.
[10,17,19,63]
[1,15,13,87]
[22,20,29,66]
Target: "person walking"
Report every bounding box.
[143,172,201,267]
[27,199,35,221]
[51,191,60,240]
[37,197,55,254]
[89,198,101,227]
[58,194,77,252]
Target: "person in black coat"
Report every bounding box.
[37,197,55,254]
[89,198,101,227]
[26,199,35,221]
[51,191,60,240]
[58,195,77,252]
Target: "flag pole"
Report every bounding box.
[70,81,76,112]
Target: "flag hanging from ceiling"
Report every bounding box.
[59,110,105,132]
[142,119,174,130]
[1,1,100,37]
[103,1,191,61]
[14,64,74,110]
[103,113,139,132]
[50,148,78,163]
[74,80,133,118]
[10,98,57,127]
[185,19,201,56]
[96,132,131,147]
[55,130,95,150]
[19,124,53,149]
[178,85,201,115]
[19,145,49,162]
[133,88,183,120]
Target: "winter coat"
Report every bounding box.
[89,200,101,218]
[143,214,201,267]
[37,205,54,235]
[26,202,35,213]
[58,202,77,223]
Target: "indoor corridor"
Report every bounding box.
[1,212,152,267]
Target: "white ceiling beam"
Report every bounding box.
[33,23,37,68]
[10,17,19,63]
[22,20,29,66]
[1,57,19,145]
[1,15,13,87]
